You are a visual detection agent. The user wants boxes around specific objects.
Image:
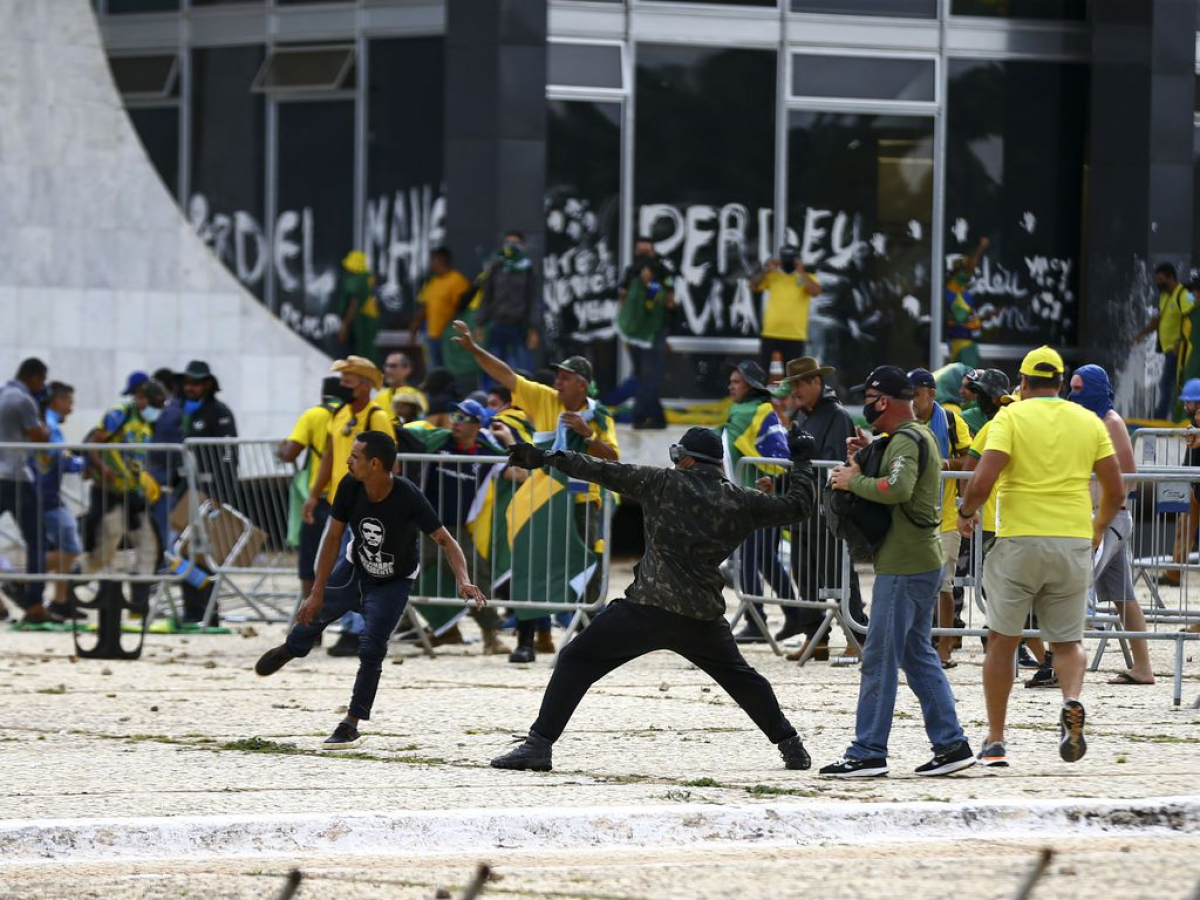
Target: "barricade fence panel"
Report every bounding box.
[734,456,1200,703]
[0,441,197,613]
[178,442,614,631]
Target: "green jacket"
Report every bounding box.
[847,421,943,575]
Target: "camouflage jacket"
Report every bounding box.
[549,451,816,620]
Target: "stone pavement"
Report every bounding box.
[3,562,1199,897]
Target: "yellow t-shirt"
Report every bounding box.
[326,401,395,504]
[939,408,972,533]
[512,375,619,505]
[968,421,999,534]
[419,270,472,339]
[759,270,815,341]
[1158,284,1195,351]
[984,398,1114,540]
[287,404,336,497]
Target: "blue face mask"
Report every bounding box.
[141,406,162,424]
[1067,364,1113,419]
[183,399,203,415]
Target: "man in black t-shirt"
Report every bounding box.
[255,431,486,749]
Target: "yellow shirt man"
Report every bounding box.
[984,398,1114,540]
[418,270,472,340]
[968,421,1000,533]
[1158,283,1194,352]
[512,375,619,505]
[326,400,394,505]
[759,270,818,342]
[940,410,972,534]
[287,404,337,499]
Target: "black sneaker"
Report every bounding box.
[915,741,976,776]
[508,645,535,664]
[327,632,359,657]
[255,644,294,677]
[819,756,888,778]
[778,735,811,770]
[490,732,553,771]
[1059,700,1087,763]
[322,721,362,750]
[1017,643,1041,669]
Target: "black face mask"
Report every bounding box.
[635,255,655,271]
[780,252,798,274]
[863,397,884,427]
[328,384,355,404]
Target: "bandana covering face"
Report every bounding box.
[1068,364,1113,419]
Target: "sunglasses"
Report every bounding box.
[341,415,358,437]
[450,412,480,424]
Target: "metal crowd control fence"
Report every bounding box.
[733,457,1200,706]
[0,441,198,658]
[178,442,613,653]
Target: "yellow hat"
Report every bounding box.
[391,387,428,415]
[342,250,369,274]
[331,355,383,391]
[1019,346,1064,378]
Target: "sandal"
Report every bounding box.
[941,659,957,670]
[1107,671,1154,686]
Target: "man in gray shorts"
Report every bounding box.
[1069,364,1153,685]
[958,347,1125,767]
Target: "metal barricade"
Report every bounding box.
[731,459,1200,705]
[397,451,614,647]
[730,458,860,660]
[178,443,614,650]
[181,437,303,626]
[0,440,197,657]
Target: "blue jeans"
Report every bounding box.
[848,569,964,760]
[425,335,445,370]
[336,526,364,636]
[631,331,667,427]
[1156,350,1178,420]
[285,559,412,720]
[0,479,43,608]
[486,322,533,377]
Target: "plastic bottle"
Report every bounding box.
[165,555,210,589]
[769,351,784,383]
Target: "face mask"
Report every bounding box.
[635,255,655,270]
[862,397,884,427]
[780,253,798,275]
[141,406,162,424]
[502,240,524,259]
[330,383,355,404]
[183,399,203,415]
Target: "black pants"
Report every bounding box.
[760,337,806,373]
[530,599,797,745]
[790,520,866,640]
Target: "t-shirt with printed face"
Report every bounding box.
[330,473,443,584]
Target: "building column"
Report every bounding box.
[443,0,548,274]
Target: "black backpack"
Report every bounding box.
[821,429,938,563]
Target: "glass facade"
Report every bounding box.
[635,44,776,398]
[104,1,1109,395]
[788,112,934,387]
[944,59,1089,349]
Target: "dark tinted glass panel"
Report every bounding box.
[277,101,355,355]
[792,0,936,16]
[192,0,263,5]
[189,47,267,297]
[108,0,178,12]
[635,45,776,399]
[256,47,354,92]
[110,55,177,96]
[545,100,622,391]
[952,0,1085,19]
[793,54,934,101]
[128,107,178,199]
[945,59,1088,348]
[548,43,623,89]
[655,0,774,5]
[366,37,445,333]
[788,112,934,388]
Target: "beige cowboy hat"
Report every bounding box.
[331,355,384,391]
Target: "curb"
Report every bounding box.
[2,796,1199,865]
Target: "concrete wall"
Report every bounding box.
[0,0,332,440]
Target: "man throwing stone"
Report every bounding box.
[255,431,487,749]
[958,347,1124,766]
[490,425,819,772]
